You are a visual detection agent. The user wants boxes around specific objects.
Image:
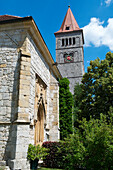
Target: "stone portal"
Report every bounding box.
[34,75,47,145]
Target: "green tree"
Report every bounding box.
[59,78,73,140]
[79,52,113,120]
[61,52,113,169]
[59,113,113,170]
[73,83,82,127]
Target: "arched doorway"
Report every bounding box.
[34,75,47,145]
[34,103,45,145]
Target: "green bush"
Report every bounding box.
[58,114,113,169]
[27,144,48,161]
[58,133,85,169]
[84,114,113,169]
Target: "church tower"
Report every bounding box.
[54,6,84,94]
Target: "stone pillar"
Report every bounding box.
[8,50,31,170]
[17,50,31,122]
[49,80,60,141]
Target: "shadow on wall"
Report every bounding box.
[3,51,21,168]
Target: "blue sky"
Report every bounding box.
[0,0,113,71]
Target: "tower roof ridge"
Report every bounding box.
[55,7,81,34]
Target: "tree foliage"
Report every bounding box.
[59,52,113,169]
[73,84,82,127]
[78,52,113,120]
[59,113,113,169]
[59,78,73,140]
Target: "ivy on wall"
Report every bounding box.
[59,78,73,140]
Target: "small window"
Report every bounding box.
[62,39,64,46]
[73,37,75,45]
[65,26,70,30]
[69,38,71,45]
[66,38,68,46]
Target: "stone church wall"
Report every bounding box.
[27,34,59,143]
[26,35,51,144]
[0,30,20,166]
[0,27,60,169]
[0,28,31,169]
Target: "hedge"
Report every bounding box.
[42,141,64,168]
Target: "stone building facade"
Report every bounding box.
[0,15,61,169]
[54,7,84,94]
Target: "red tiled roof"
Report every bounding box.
[55,7,81,34]
[0,15,22,21]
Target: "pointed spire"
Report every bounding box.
[55,7,81,34]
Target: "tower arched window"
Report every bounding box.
[73,37,75,45]
[66,38,68,46]
[69,38,72,45]
[62,39,64,46]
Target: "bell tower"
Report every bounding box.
[54,6,84,94]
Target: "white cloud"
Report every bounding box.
[105,0,112,6]
[82,17,113,51]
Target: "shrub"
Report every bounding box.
[82,114,113,169]
[27,144,48,161]
[42,141,64,168]
[58,114,113,169]
[58,134,85,170]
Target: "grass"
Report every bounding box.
[0,167,5,170]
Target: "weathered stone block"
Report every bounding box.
[0,100,3,106]
[20,74,31,80]
[0,64,7,68]
[21,61,31,67]
[18,100,29,107]
[20,70,31,76]
[0,107,6,114]
[21,56,27,62]
[20,79,30,85]
[19,89,30,95]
